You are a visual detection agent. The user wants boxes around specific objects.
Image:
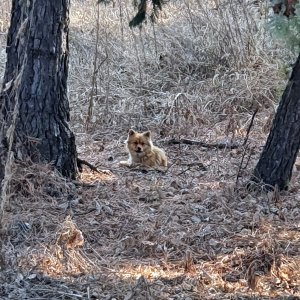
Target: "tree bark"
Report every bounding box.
[0,0,77,179]
[252,53,300,190]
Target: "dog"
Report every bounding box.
[120,129,167,168]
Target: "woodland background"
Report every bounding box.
[1,0,300,299]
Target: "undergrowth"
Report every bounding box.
[68,0,294,136]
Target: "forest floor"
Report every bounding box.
[1,113,300,300]
[1,0,300,299]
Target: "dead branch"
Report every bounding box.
[235,144,249,187]
[243,108,258,146]
[77,158,99,173]
[77,158,111,175]
[236,109,258,186]
[180,162,207,170]
[167,138,239,149]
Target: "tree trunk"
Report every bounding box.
[252,53,300,190]
[0,0,77,179]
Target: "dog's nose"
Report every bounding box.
[137,146,142,152]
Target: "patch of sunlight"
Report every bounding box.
[117,264,184,281]
[79,169,117,184]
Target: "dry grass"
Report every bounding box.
[1,0,300,299]
[68,0,294,135]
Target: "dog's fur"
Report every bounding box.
[120,129,167,168]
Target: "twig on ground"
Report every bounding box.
[176,162,207,176]
[168,138,239,149]
[176,166,192,176]
[73,208,97,216]
[180,162,207,170]
[77,158,112,174]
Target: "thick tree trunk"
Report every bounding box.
[252,53,300,190]
[0,0,77,179]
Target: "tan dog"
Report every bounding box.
[120,129,167,168]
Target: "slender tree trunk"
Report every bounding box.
[252,53,300,190]
[0,0,77,179]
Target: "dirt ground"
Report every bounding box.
[1,112,300,299]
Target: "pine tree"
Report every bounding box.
[0,0,77,180]
[251,0,300,190]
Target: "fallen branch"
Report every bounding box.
[77,158,111,175]
[168,138,239,149]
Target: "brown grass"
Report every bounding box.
[1,0,300,299]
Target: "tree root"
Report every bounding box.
[77,158,111,174]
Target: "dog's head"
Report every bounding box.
[126,129,152,155]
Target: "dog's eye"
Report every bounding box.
[141,143,144,146]
[134,141,138,145]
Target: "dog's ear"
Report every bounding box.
[128,129,136,136]
[143,131,151,138]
